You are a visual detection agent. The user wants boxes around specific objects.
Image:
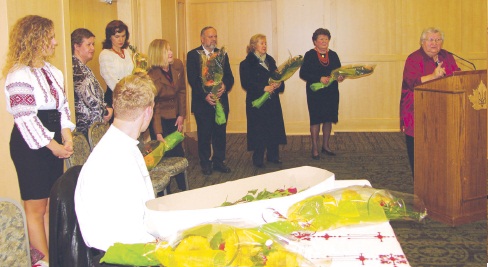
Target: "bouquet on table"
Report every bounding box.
[310,64,376,91]
[99,185,425,266]
[129,44,149,73]
[262,185,427,234]
[198,47,228,125]
[100,222,316,267]
[221,187,299,207]
[141,131,185,171]
[252,54,304,109]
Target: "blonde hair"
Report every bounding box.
[246,34,266,54]
[2,15,54,77]
[147,39,171,68]
[113,73,156,120]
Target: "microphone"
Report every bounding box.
[448,52,476,70]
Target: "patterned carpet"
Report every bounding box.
[172,132,486,267]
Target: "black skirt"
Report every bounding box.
[10,110,63,200]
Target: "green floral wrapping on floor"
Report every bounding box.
[141,131,185,171]
[310,64,376,91]
[198,47,228,124]
[252,54,304,109]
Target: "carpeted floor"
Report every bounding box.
[168,132,486,267]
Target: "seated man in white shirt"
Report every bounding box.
[75,73,156,259]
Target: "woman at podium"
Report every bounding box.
[400,27,460,176]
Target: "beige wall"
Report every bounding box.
[185,0,487,134]
[0,0,486,201]
[0,0,17,202]
[69,0,118,90]
[0,0,74,202]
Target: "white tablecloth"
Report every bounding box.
[294,180,410,266]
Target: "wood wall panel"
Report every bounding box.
[185,0,487,134]
[136,0,163,54]
[186,0,273,132]
[0,0,19,202]
[69,0,118,90]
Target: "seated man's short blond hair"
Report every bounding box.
[113,73,156,121]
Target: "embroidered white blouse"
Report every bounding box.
[4,62,75,149]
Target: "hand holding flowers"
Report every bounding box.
[252,54,303,109]
[310,64,376,91]
[199,47,228,124]
[141,131,185,170]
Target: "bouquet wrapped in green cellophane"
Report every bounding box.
[252,54,304,109]
[101,222,316,267]
[310,64,376,92]
[198,47,228,124]
[262,185,427,234]
[141,131,185,171]
[99,185,425,266]
[129,44,149,74]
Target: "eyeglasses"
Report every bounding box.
[424,38,443,43]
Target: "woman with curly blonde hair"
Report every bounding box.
[3,15,75,264]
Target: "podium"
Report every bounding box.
[414,70,487,226]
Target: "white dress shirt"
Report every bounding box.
[75,125,155,251]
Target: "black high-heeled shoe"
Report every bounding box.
[312,148,320,160]
[321,147,336,156]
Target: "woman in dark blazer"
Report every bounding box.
[239,34,286,168]
[147,39,187,192]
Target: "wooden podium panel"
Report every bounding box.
[414,70,486,226]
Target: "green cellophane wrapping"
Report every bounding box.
[129,45,149,74]
[262,185,427,235]
[199,47,228,124]
[100,185,425,266]
[251,92,270,109]
[142,131,185,171]
[102,222,315,267]
[251,55,304,109]
[100,243,159,266]
[310,64,376,91]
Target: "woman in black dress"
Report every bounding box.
[299,28,343,159]
[240,34,286,168]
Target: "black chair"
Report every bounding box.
[49,165,94,267]
[65,131,91,168]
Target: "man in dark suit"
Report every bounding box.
[186,26,234,175]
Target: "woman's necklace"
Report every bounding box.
[315,48,329,67]
[112,48,125,59]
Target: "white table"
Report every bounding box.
[145,167,410,267]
